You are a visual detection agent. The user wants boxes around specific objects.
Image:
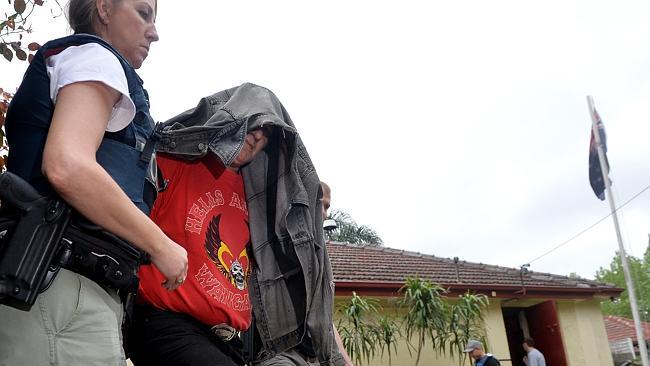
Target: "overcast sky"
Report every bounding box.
[3,0,650,280]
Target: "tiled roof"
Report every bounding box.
[326,242,622,296]
[604,315,650,342]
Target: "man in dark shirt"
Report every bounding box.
[464,340,501,366]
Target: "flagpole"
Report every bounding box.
[587,95,649,366]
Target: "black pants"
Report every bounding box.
[128,304,245,366]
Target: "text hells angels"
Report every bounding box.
[185,190,248,234]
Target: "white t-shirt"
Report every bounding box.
[46,43,136,132]
[526,348,546,366]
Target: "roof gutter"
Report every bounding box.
[334,280,624,299]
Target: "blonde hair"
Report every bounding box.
[67,0,127,34]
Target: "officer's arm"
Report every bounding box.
[42,81,187,290]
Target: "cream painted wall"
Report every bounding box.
[484,299,513,366]
[557,299,614,366]
[333,296,512,366]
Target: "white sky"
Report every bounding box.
[3,0,650,280]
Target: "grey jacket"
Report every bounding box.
[156,83,342,365]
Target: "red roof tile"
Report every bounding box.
[326,242,622,297]
[604,315,650,342]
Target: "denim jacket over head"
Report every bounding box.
[5,34,157,214]
[156,83,343,365]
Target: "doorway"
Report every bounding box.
[502,300,568,366]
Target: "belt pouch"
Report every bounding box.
[62,221,143,293]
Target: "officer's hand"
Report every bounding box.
[151,238,188,290]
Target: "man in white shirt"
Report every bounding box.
[523,337,546,366]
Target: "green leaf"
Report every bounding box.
[14,0,26,14]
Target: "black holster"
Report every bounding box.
[0,172,70,311]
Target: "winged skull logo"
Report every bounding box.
[205,215,250,290]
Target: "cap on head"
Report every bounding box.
[464,340,483,352]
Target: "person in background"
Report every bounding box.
[0,0,188,365]
[523,337,546,366]
[464,340,501,366]
[320,181,354,366]
[320,181,331,215]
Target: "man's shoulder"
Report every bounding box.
[530,348,544,357]
[485,354,501,366]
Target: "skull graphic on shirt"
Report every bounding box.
[205,215,250,290]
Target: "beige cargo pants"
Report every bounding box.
[0,268,125,366]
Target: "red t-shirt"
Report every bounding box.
[137,154,252,330]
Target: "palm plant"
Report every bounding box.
[448,292,489,365]
[327,210,383,246]
[336,291,381,366]
[375,315,401,366]
[399,277,449,366]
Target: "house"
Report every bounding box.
[604,315,650,343]
[604,315,650,363]
[327,242,623,366]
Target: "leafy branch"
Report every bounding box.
[0,0,54,62]
[0,0,63,171]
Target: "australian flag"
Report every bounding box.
[589,107,609,201]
